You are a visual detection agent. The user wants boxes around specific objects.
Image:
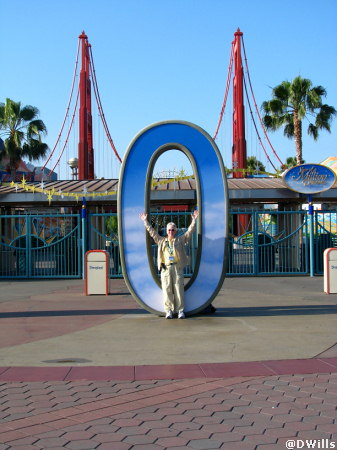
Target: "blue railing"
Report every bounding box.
[0,209,335,279]
[0,214,81,278]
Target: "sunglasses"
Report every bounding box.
[167,229,176,232]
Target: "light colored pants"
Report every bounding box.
[161,264,184,313]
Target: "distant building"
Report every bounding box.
[321,157,337,175]
[26,163,58,182]
[0,159,57,182]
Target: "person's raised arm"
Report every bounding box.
[139,212,160,243]
[181,209,199,243]
[191,209,199,221]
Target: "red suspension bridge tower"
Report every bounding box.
[43,29,281,191]
[78,31,94,180]
[232,29,247,178]
[232,29,249,234]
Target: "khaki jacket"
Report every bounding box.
[144,218,196,271]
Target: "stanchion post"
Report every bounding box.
[82,197,87,279]
[308,194,314,277]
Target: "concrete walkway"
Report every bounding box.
[0,276,336,448]
[0,276,336,367]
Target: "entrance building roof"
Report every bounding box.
[0,177,337,208]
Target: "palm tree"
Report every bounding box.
[246,156,266,174]
[284,156,305,169]
[261,76,336,165]
[0,98,49,180]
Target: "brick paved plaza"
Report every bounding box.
[0,371,336,449]
[0,277,336,448]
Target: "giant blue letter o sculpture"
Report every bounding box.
[118,121,228,315]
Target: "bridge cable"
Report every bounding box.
[241,36,284,167]
[213,43,234,140]
[89,46,122,164]
[48,88,80,176]
[243,76,278,172]
[41,38,81,172]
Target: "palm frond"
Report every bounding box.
[321,104,337,118]
[22,141,49,160]
[312,85,326,97]
[20,105,39,122]
[314,105,336,132]
[262,114,280,130]
[297,103,307,119]
[5,137,22,158]
[308,123,318,140]
[306,89,323,111]
[27,119,47,137]
[283,123,294,138]
[0,104,5,125]
[273,82,290,102]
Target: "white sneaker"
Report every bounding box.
[178,311,185,319]
[165,311,173,319]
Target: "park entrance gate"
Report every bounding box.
[88,210,334,278]
[0,214,81,278]
[0,210,335,279]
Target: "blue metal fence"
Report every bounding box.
[0,214,81,278]
[0,209,335,279]
[313,210,337,274]
[228,211,309,275]
[88,210,311,277]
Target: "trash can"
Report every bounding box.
[85,250,109,295]
[323,248,337,294]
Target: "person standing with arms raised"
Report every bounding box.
[139,210,199,319]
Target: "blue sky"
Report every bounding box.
[1,0,336,180]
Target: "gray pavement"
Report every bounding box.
[0,276,336,367]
